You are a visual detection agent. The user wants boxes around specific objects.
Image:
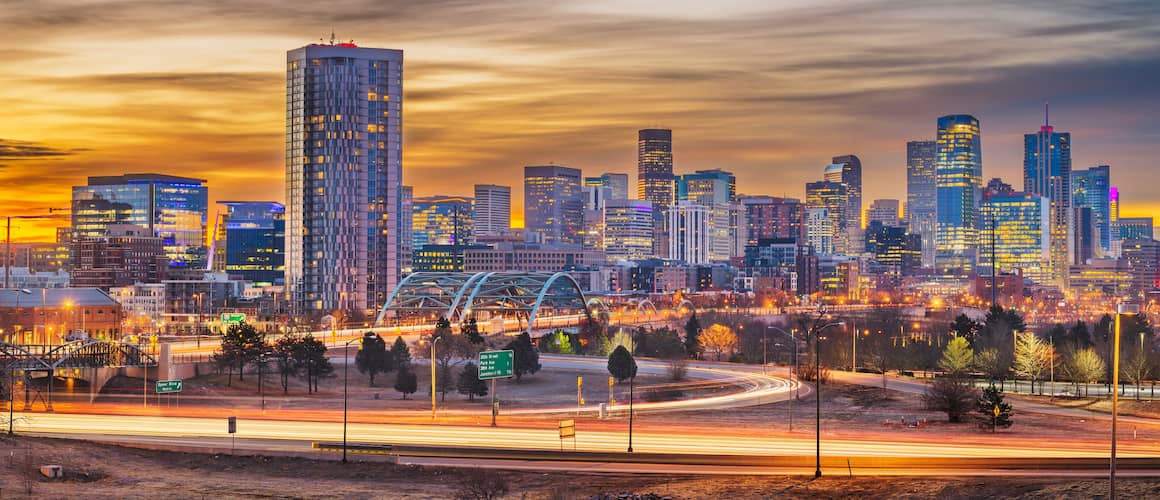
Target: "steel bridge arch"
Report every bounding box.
[375,272,590,335]
[0,341,157,371]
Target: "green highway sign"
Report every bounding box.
[221,313,246,325]
[155,379,183,394]
[478,350,514,380]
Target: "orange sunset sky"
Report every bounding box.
[1,0,1158,241]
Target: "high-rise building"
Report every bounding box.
[978,192,1051,285]
[1073,206,1095,265]
[806,208,834,255]
[524,165,584,247]
[934,114,983,273]
[1024,113,1071,286]
[212,202,285,287]
[637,129,674,216]
[906,140,937,268]
[984,177,1015,199]
[473,184,511,237]
[865,222,922,275]
[867,199,901,228]
[603,199,654,262]
[1121,239,1160,298]
[412,196,474,248]
[1072,165,1111,254]
[830,155,863,244]
[285,42,403,318]
[585,173,629,200]
[678,169,736,205]
[805,180,848,255]
[741,196,803,245]
[72,174,208,270]
[666,202,732,264]
[1116,217,1154,241]
[400,185,413,274]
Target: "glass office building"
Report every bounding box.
[524,165,584,247]
[412,195,474,248]
[637,129,674,217]
[214,202,285,286]
[979,193,1050,285]
[285,42,403,318]
[906,140,937,268]
[1024,119,1071,286]
[1072,165,1111,254]
[72,174,208,270]
[805,180,848,255]
[603,199,654,262]
[935,115,983,273]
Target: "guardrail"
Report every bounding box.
[313,442,1160,470]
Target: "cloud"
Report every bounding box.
[0,139,87,160]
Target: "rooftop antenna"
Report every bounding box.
[1045,100,1049,128]
[330,29,336,45]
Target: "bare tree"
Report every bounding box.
[1013,332,1051,394]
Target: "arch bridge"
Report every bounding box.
[374,272,590,335]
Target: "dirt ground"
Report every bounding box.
[2,436,1159,499]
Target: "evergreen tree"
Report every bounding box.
[977,386,1013,432]
[355,333,393,386]
[216,321,266,384]
[607,345,638,383]
[684,313,703,359]
[391,336,412,365]
[394,363,418,400]
[504,332,541,382]
[271,335,301,394]
[456,362,489,401]
[949,314,980,347]
[293,334,333,394]
[461,317,485,345]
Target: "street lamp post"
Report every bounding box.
[764,325,798,431]
[342,333,373,464]
[1111,303,1139,499]
[430,336,442,420]
[811,318,845,478]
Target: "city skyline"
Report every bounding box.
[2,0,1159,241]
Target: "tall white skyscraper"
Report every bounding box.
[473,184,511,237]
[285,42,403,319]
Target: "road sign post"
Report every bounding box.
[220,313,246,326]
[478,350,514,427]
[155,379,183,394]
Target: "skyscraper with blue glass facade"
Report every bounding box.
[285,42,403,319]
[979,192,1051,284]
[1072,165,1111,255]
[72,173,208,270]
[934,114,982,273]
[1024,118,1071,286]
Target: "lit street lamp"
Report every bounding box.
[1111,303,1139,499]
[422,336,443,421]
[343,332,374,464]
[810,317,845,478]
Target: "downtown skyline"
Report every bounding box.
[2,0,1159,241]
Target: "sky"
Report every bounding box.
[1,0,1158,241]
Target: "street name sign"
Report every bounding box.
[478,350,514,380]
[155,379,183,394]
[221,313,246,325]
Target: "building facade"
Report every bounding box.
[829,155,863,248]
[473,184,511,237]
[978,193,1051,285]
[285,42,403,319]
[805,181,848,255]
[1023,118,1071,287]
[741,196,803,245]
[906,140,938,268]
[603,199,654,262]
[637,129,675,217]
[867,199,901,228]
[72,173,208,270]
[524,165,584,247]
[1072,165,1111,255]
[412,195,474,248]
[935,114,983,273]
[213,202,285,286]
